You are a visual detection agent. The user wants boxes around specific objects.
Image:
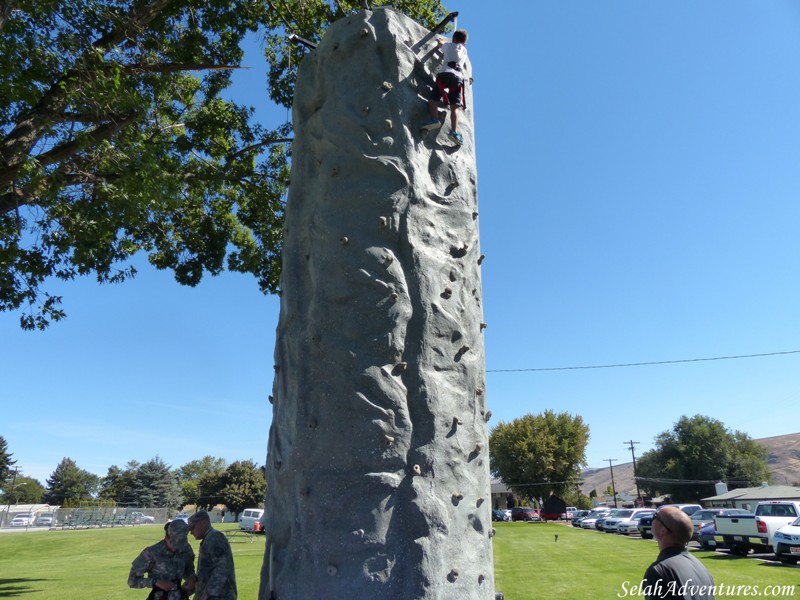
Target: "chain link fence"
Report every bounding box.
[1,504,169,529]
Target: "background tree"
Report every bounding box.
[43,457,99,505]
[0,475,45,504]
[130,456,181,508]
[0,0,445,329]
[635,414,771,502]
[218,459,266,519]
[489,411,590,501]
[0,435,15,482]
[196,469,225,510]
[98,465,125,502]
[177,455,227,507]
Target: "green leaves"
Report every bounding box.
[2,0,446,328]
[489,411,590,501]
[635,414,771,502]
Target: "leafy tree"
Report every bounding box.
[0,0,445,329]
[43,457,99,505]
[0,475,45,504]
[635,414,771,502]
[196,468,225,510]
[0,435,14,482]
[489,411,590,500]
[218,459,266,519]
[177,455,227,506]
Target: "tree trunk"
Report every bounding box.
[260,8,494,599]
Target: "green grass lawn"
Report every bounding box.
[493,522,800,599]
[0,523,265,599]
[1,521,798,599]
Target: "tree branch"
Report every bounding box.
[0,113,138,213]
[227,138,293,162]
[0,0,175,179]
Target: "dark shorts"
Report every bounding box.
[430,71,464,107]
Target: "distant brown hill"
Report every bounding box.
[580,432,800,497]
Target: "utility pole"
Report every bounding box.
[625,440,643,506]
[605,459,618,508]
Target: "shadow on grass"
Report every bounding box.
[0,578,49,597]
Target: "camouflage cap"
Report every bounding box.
[168,518,190,546]
[187,510,210,528]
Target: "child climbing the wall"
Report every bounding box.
[420,29,469,145]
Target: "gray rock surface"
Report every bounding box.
[260,8,493,599]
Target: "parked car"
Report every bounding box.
[690,508,750,541]
[240,508,265,532]
[698,523,726,551]
[173,512,190,523]
[595,512,616,531]
[130,511,155,524]
[716,500,800,556]
[772,516,800,564]
[617,511,653,536]
[510,507,541,522]
[609,509,655,535]
[580,508,613,530]
[571,510,590,527]
[10,513,33,527]
[565,506,578,520]
[492,509,510,522]
[638,504,702,539]
[35,513,55,527]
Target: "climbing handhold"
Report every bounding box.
[327,565,338,577]
[477,254,486,265]
[379,216,388,227]
[382,81,393,91]
[340,236,349,245]
[412,464,421,475]
[480,322,488,331]
[484,410,492,423]
[447,569,459,582]
[441,287,452,299]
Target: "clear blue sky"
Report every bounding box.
[3,0,800,486]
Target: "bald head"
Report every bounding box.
[655,506,694,545]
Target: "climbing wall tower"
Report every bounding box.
[260,8,494,599]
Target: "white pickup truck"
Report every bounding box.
[714,500,800,556]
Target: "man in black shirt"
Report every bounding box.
[643,506,715,599]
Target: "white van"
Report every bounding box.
[239,508,264,532]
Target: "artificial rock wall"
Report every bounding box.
[260,8,494,599]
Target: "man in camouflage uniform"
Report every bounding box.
[188,510,237,600]
[128,519,196,600]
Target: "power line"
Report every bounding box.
[634,476,758,485]
[486,349,800,373]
